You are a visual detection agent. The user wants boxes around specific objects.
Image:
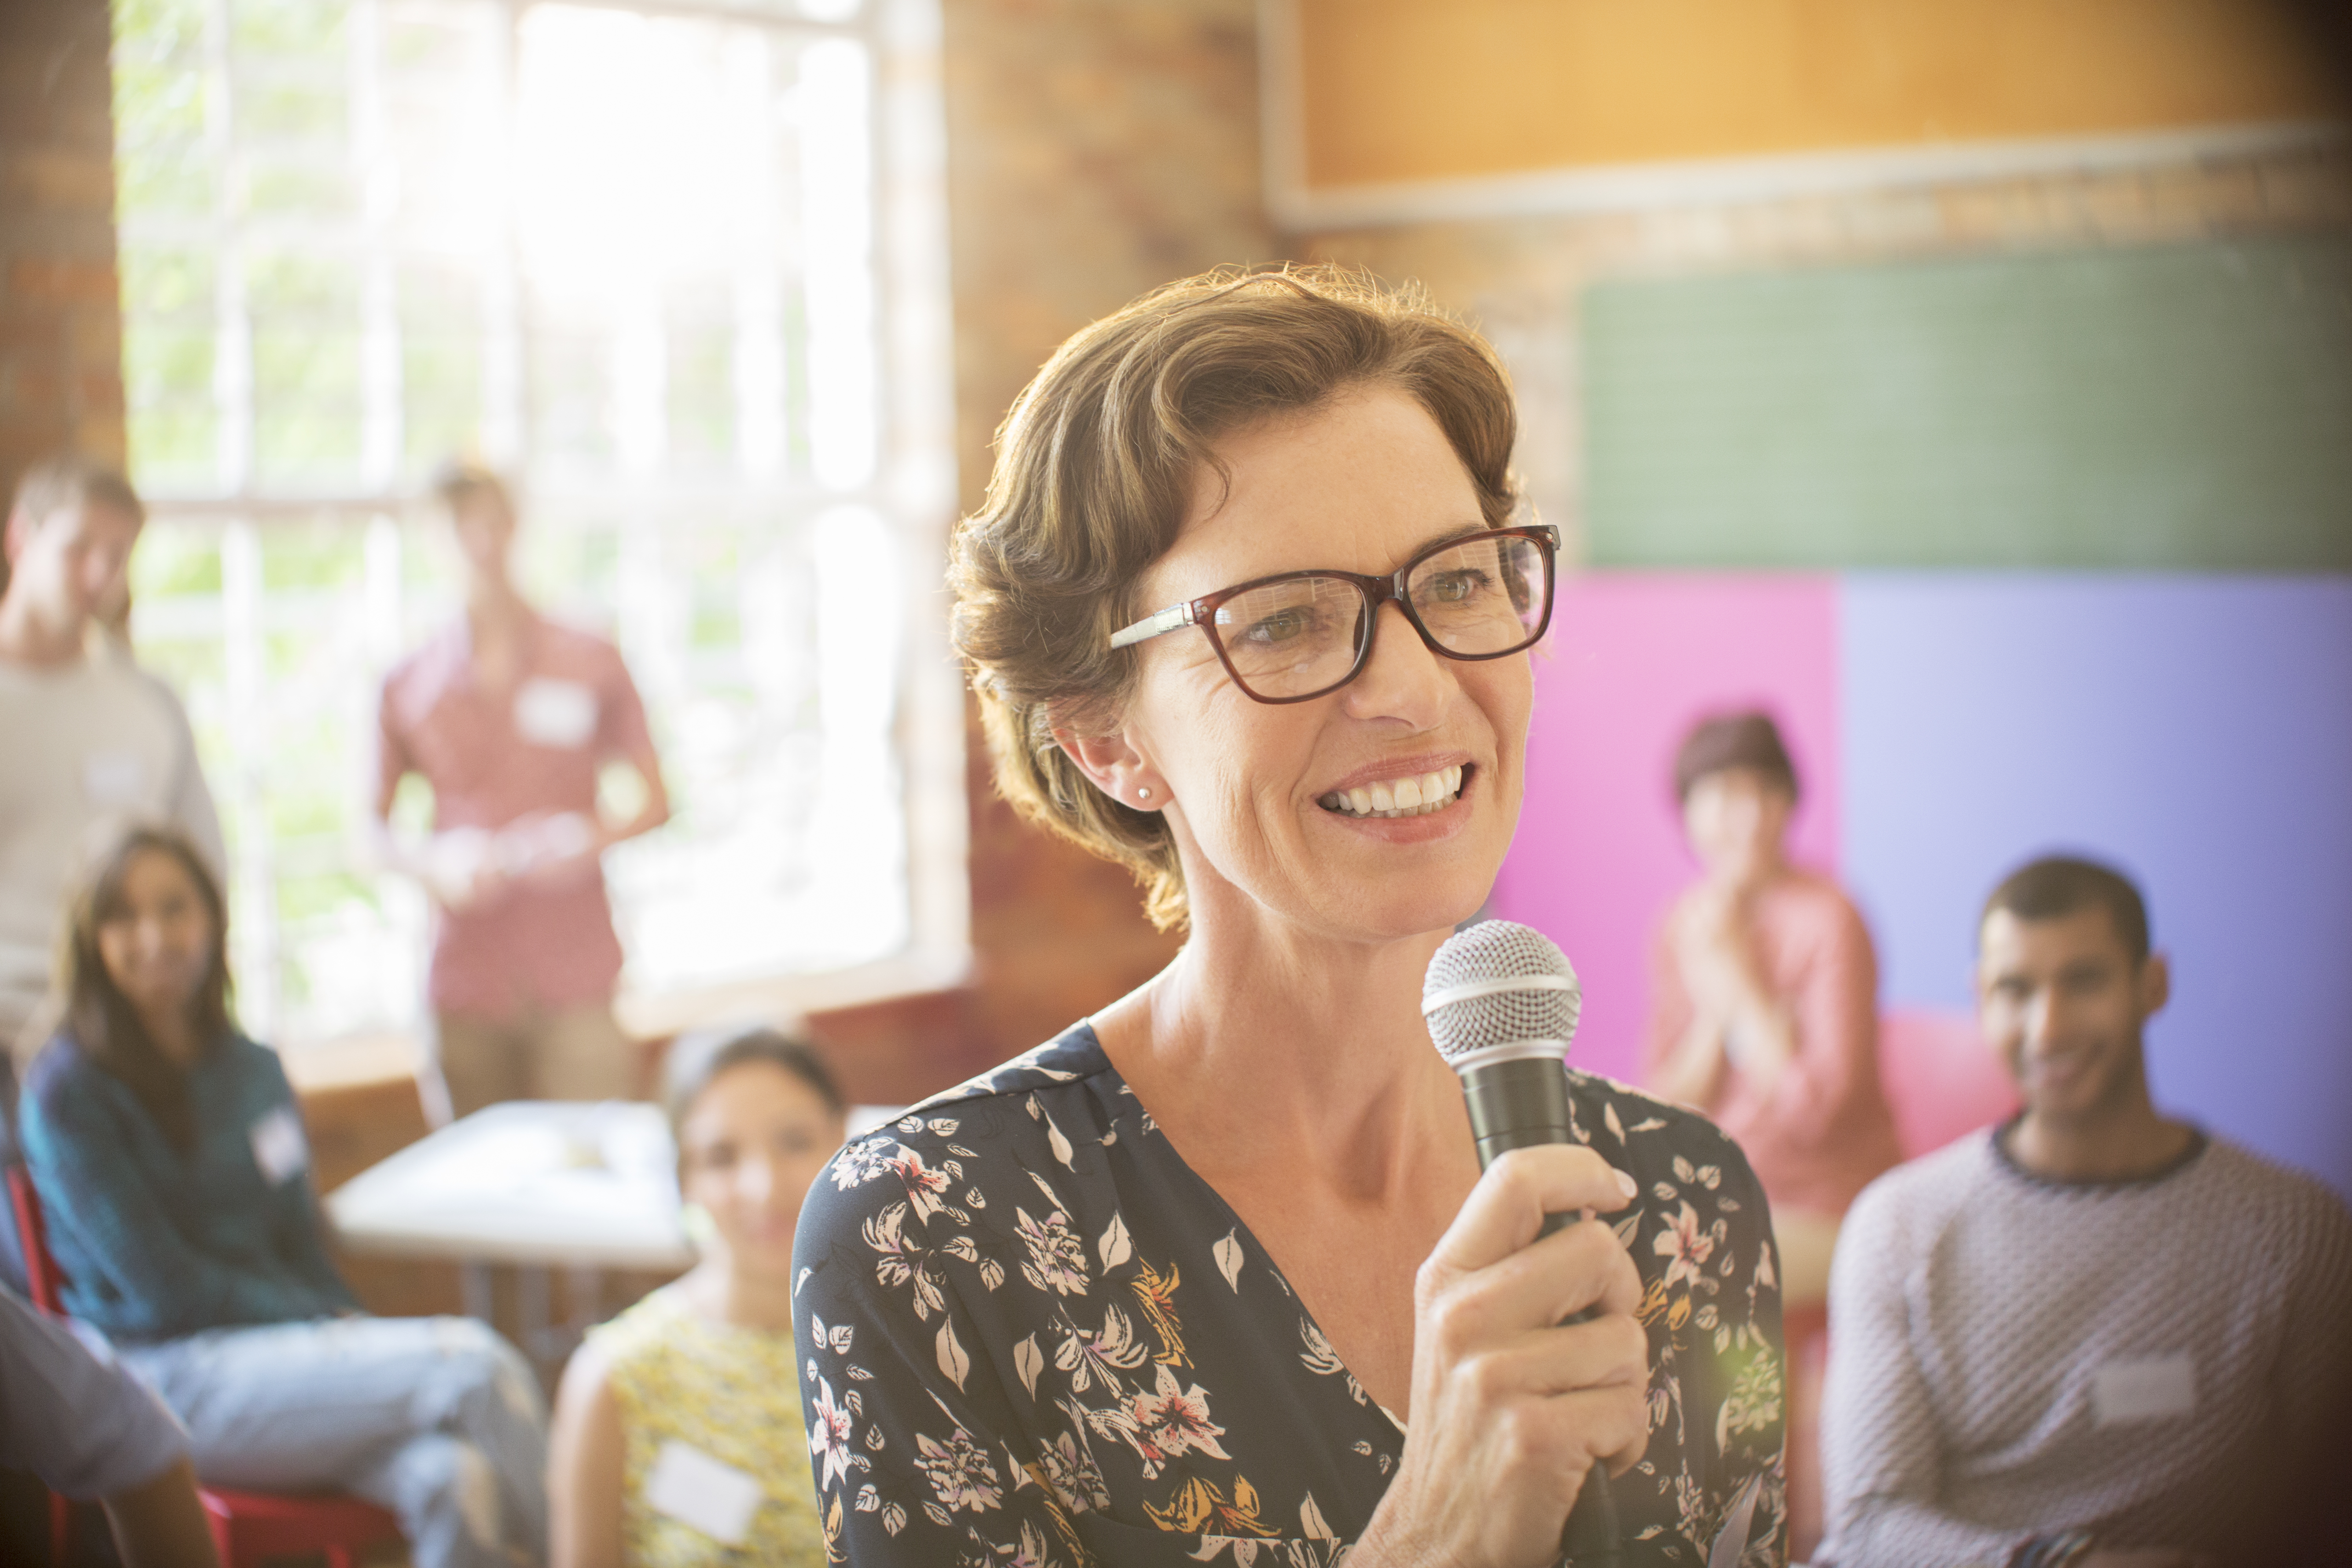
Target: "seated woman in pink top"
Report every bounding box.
[1642,712,1902,1307]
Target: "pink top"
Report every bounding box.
[1642,872,1904,1218]
[377,614,653,1019]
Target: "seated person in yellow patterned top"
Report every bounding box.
[548,1025,848,1567]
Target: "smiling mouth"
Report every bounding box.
[1318,764,1465,819]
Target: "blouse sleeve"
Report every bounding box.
[1642,906,1698,1088]
[1585,1080,1791,1564]
[0,1288,188,1498]
[794,1153,1097,1568]
[374,671,414,805]
[1757,894,1882,1153]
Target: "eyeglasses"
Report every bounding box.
[1108,524,1558,704]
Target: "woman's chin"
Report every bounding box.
[1297,866,1494,947]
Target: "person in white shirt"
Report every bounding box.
[0,1286,218,1568]
[1816,855,2352,1568]
[0,456,224,1070]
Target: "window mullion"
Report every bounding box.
[484,0,526,469]
[353,0,402,491]
[205,0,251,495]
[218,517,277,1040]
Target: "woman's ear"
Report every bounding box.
[1050,723,1165,810]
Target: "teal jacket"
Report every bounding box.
[19,1031,356,1341]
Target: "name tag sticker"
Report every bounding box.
[2094,1353,2196,1427]
[82,751,145,805]
[513,678,598,749]
[248,1106,309,1185]
[645,1440,761,1545]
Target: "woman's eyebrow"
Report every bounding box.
[1406,521,1499,557]
[1157,519,1499,602]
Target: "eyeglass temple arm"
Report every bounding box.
[1109,600,1199,650]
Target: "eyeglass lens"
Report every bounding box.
[1207,532,1550,700]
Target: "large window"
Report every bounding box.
[111,0,962,1048]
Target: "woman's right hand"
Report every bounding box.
[1356,1144,1650,1568]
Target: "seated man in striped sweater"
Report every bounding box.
[1816,855,2351,1568]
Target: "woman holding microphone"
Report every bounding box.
[793,267,1785,1566]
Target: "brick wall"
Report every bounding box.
[0,0,124,515]
[1299,147,2352,560]
[937,0,1279,1071]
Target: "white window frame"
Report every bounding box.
[115,0,967,1047]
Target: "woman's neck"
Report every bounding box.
[1098,908,1466,1200]
[676,1255,796,1333]
[135,1004,204,1068]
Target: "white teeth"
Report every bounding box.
[1320,765,1466,819]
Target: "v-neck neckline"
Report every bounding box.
[1063,1021,1412,1437]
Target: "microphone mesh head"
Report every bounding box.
[1422,920,1582,1065]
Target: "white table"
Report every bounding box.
[328,1099,904,1370]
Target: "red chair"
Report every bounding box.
[1879,1008,2022,1160]
[1784,1010,2021,1558]
[6,1163,405,1568]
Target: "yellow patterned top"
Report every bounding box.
[593,1285,826,1568]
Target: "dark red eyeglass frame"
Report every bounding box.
[1107,523,1560,705]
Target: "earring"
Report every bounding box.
[1136,786,1152,801]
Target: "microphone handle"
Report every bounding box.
[1460,1058,1624,1568]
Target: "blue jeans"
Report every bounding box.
[123,1314,546,1568]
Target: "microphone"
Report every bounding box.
[1423,919,1621,1568]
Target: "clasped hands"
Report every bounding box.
[419,811,603,911]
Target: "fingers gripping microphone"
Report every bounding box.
[1424,920,1621,1568]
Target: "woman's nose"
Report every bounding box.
[740,1155,780,1202]
[1339,600,1447,725]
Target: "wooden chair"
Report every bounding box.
[5,1163,405,1568]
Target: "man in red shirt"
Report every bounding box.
[373,463,669,1119]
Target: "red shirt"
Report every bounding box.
[377,614,653,1018]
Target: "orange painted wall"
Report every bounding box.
[1295,0,2343,188]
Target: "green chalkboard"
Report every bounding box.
[1583,237,2352,570]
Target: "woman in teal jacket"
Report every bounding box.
[20,824,547,1568]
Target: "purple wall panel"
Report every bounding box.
[1493,574,1840,1085]
[1841,576,2352,1200]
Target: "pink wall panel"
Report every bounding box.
[1491,574,1841,1085]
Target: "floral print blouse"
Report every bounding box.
[792,1024,1787,1567]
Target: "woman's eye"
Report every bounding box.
[1244,608,1313,645]
[1425,570,1489,604]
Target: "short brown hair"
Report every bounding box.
[11,453,143,531]
[429,458,514,515]
[661,1023,845,1147]
[950,265,1524,930]
[1981,854,2152,963]
[58,824,234,1154]
[1674,711,1798,802]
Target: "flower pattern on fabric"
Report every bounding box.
[793,1024,1788,1566]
